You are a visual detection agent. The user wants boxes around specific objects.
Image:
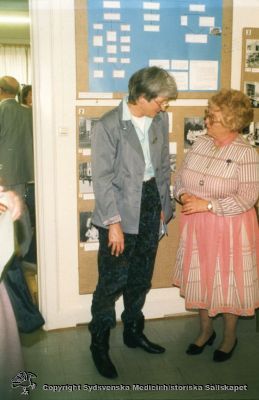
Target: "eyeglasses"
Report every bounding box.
[153,98,170,111]
[204,109,222,125]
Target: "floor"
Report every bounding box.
[17,315,259,400]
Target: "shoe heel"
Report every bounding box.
[123,334,137,348]
[207,331,216,346]
[213,338,238,362]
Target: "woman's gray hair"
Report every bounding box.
[128,66,178,104]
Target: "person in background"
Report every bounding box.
[0,76,33,258]
[19,84,37,265]
[0,187,24,399]
[0,77,43,334]
[173,88,259,362]
[19,84,32,108]
[89,66,178,378]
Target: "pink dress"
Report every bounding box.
[173,135,259,317]
[0,282,24,397]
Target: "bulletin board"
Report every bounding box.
[75,0,233,294]
[241,27,259,146]
[77,104,208,294]
[77,105,113,293]
[240,28,259,217]
[75,0,233,99]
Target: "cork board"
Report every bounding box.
[240,28,259,149]
[77,105,113,293]
[74,0,233,293]
[74,0,233,99]
[241,28,259,94]
[240,28,259,216]
[77,104,208,293]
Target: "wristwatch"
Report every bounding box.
[207,201,213,211]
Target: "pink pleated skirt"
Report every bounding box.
[0,282,24,394]
[173,207,259,316]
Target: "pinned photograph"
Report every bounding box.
[209,27,222,36]
[184,116,206,150]
[78,116,99,153]
[244,81,259,108]
[79,212,99,251]
[170,185,176,220]
[169,142,177,173]
[245,39,259,69]
[242,121,259,147]
[79,162,94,199]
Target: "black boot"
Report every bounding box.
[90,329,118,379]
[123,317,165,354]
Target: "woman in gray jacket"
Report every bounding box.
[89,66,177,378]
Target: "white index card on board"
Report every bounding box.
[93,70,104,78]
[199,17,215,27]
[185,34,207,44]
[144,14,160,22]
[93,36,103,46]
[120,45,130,52]
[93,24,103,30]
[171,60,189,70]
[144,25,160,32]
[103,13,121,21]
[107,31,117,41]
[149,59,170,69]
[113,70,125,78]
[169,142,177,154]
[94,57,104,63]
[143,2,160,10]
[189,4,205,12]
[181,16,188,26]
[107,45,117,54]
[120,36,131,43]
[120,24,131,31]
[103,1,120,8]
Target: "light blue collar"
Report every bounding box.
[122,96,153,127]
[122,96,132,121]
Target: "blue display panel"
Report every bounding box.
[87,0,223,92]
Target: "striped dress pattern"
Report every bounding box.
[173,135,259,317]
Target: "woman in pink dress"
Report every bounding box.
[173,89,259,362]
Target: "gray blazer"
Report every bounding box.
[91,102,172,234]
[0,99,34,186]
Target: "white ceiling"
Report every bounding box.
[0,0,30,45]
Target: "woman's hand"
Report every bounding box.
[179,193,192,204]
[181,194,211,215]
[108,222,125,257]
[160,211,165,221]
[0,202,8,213]
[0,186,23,221]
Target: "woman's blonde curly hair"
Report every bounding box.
[208,89,254,132]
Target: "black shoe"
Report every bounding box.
[90,329,118,379]
[91,346,118,378]
[186,331,216,355]
[124,332,165,354]
[123,317,165,354]
[213,339,238,362]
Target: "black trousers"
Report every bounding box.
[89,178,161,334]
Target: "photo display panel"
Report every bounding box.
[241,28,259,149]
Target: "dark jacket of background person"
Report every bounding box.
[0,98,34,186]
